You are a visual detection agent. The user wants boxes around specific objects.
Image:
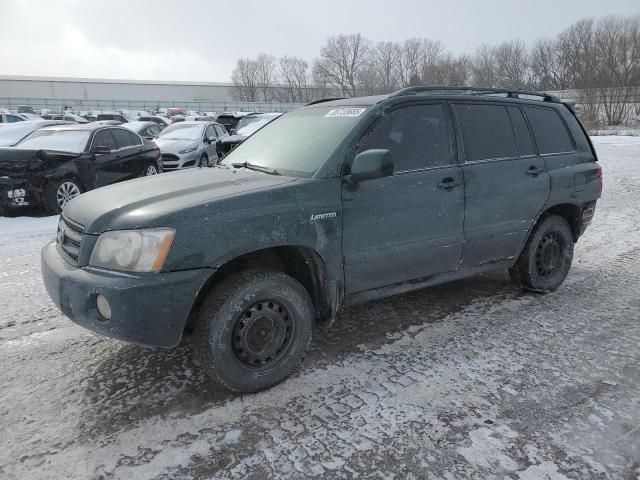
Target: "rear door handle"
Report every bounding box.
[526,166,545,176]
[438,177,461,190]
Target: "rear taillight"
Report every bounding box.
[596,164,603,198]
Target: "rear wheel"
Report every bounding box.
[509,215,574,292]
[194,269,314,393]
[143,164,158,176]
[44,178,82,214]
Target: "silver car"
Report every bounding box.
[154,121,228,171]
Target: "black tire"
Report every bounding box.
[199,153,209,167]
[44,178,82,215]
[194,269,314,393]
[509,215,574,292]
[142,163,159,176]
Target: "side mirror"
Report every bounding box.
[93,145,112,155]
[346,149,394,184]
[205,135,216,143]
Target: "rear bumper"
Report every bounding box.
[41,241,212,347]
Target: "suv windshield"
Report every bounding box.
[221,106,367,176]
[158,123,204,140]
[16,129,90,153]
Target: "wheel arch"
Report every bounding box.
[185,245,333,332]
[537,203,583,242]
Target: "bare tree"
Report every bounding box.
[279,56,309,102]
[493,39,533,89]
[313,34,372,97]
[471,44,498,86]
[255,53,277,102]
[399,38,424,86]
[531,38,573,90]
[371,41,402,93]
[231,58,259,102]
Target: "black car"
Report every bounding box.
[0,124,161,214]
[214,112,249,134]
[219,112,281,156]
[122,121,165,141]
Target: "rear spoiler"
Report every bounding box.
[561,99,577,114]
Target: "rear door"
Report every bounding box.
[342,102,465,294]
[96,128,144,183]
[453,102,550,267]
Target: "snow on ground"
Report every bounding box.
[0,214,58,237]
[0,137,639,479]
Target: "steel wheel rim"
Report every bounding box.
[56,182,80,208]
[232,300,294,367]
[535,231,564,277]
[145,165,158,175]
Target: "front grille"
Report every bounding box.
[161,153,180,171]
[57,215,85,266]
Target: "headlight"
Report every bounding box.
[178,145,198,154]
[89,228,175,272]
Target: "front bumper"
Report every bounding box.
[41,242,212,347]
[0,176,37,208]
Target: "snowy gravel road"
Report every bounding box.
[1,137,639,479]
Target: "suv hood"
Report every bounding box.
[64,166,297,234]
[155,138,199,154]
[0,147,78,176]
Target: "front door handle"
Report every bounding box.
[526,166,545,176]
[438,177,461,190]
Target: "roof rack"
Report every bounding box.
[389,86,561,103]
[305,98,345,106]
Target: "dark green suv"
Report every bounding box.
[41,87,602,392]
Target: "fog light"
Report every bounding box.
[96,294,112,320]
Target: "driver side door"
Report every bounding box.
[341,102,465,295]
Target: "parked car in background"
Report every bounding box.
[154,121,227,170]
[171,116,186,124]
[96,112,128,123]
[219,112,281,156]
[0,112,28,124]
[185,116,217,122]
[166,107,186,117]
[81,114,97,122]
[0,120,73,147]
[0,123,161,213]
[139,115,171,127]
[41,113,86,123]
[214,112,251,134]
[122,121,165,141]
[17,105,36,114]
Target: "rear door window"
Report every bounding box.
[111,128,140,148]
[507,106,536,156]
[524,107,574,155]
[359,103,452,171]
[93,129,117,150]
[454,104,518,161]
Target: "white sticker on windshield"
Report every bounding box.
[325,108,366,118]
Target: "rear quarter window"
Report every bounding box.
[454,104,518,161]
[524,107,574,155]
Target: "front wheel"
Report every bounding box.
[199,153,209,168]
[194,270,314,393]
[44,178,82,214]
[509,215,574,292]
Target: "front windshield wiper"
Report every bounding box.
[231,161,280,176]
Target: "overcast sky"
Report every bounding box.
[1,0,638,83]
